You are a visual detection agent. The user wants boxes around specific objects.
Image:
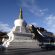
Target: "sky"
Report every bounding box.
[0,0,55,33]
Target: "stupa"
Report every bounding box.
[6,8,39,48]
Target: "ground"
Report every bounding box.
[0,48,55,55]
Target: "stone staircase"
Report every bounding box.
[8,33,39,48]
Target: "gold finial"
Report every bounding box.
[19,8,23,19]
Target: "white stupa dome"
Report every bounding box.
[14,8,27,27]
[14,19,24,27]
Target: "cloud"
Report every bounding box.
[0,23,11,32]
[44,15,55,33]
[22,0,48,17]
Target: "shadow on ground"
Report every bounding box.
[0,48,55,55]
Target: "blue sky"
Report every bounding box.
[0,0,55,33]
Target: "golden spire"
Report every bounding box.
[19,8,23,19]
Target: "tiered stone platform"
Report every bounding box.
[9,32,39,48]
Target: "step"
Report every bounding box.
[9,40,39,48]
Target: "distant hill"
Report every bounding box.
[0,31,8,38]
